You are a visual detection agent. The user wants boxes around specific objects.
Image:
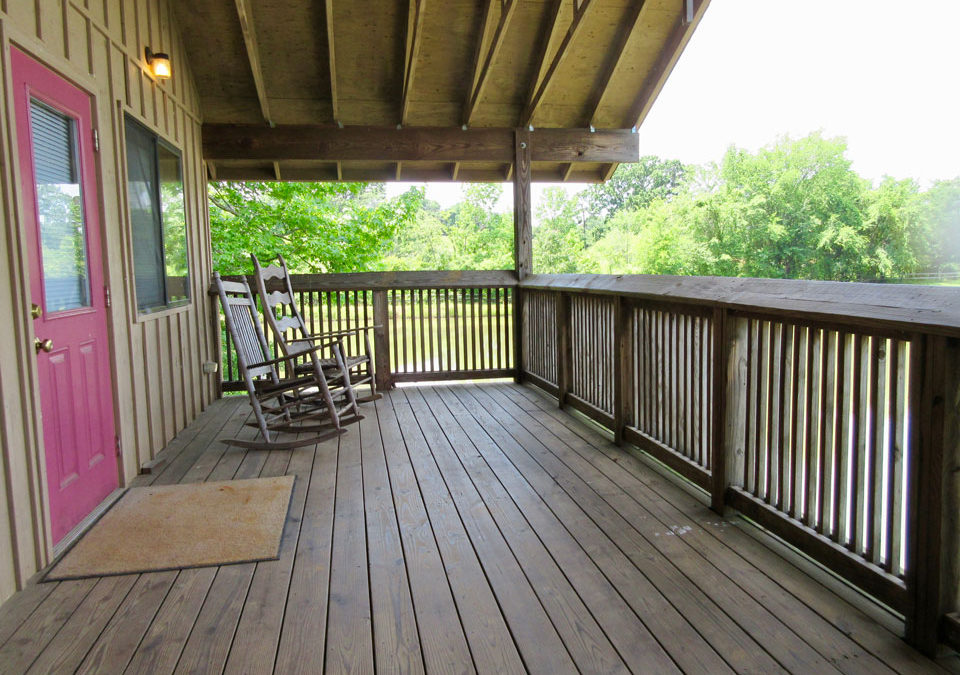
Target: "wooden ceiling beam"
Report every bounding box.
[401,0,427,124]
[325,0,339,124]
[587,0,647,128]
[462,0,517,127]
[628,0,709,128]
[202,125,639,163]
[522,0,595,127]
[233,0,273,126]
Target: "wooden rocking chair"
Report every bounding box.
[251,254,380,403]
[214,272,362,449]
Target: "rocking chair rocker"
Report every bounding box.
[213,272,362,449]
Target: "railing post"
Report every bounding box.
[512,128,532,384]
[372,290,393,391]
[556,291,571,407]
[710,306,730,513]
[905,334,953,654]
[614,295,633,445]
[210,289,224,399]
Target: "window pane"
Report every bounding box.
[125,119,165,310]
[31,100,90,312]
[158,143,188,303]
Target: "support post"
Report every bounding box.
[556,291,571,407]
[512,128,532,382]
[710,307,729,513]
[905,334,950,654]
[372,290,393,391]
[614,295,633,445]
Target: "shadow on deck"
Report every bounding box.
[0,381,952,674]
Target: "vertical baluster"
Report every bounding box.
[867,335,886,564]
[444,289,452,372]
[850,334,866,553]
[763,321,775,502]
[888,340,905,575]
[390,290,398,374]
[815,329,829,533]
[743,318,754,492]
[788,324,801,518]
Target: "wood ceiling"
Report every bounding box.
[174,0,710,182]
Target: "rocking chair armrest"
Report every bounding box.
[246,345,324,369]
[304,326,381,340]
[286,337,342,349]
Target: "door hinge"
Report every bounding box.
[92,128,100,153]
[105,285,111,308]
[115,436,121,457]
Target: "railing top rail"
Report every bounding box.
[208,270,517,295]
[521,273,960,337]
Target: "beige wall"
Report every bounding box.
[0,0,217,603]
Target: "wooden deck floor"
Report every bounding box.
[0,381,953,674]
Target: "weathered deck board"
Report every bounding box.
[0,384,949,674]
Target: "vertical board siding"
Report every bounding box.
[0,0,213,603]
[736,314,914,579]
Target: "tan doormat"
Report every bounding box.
[45,475,295,581]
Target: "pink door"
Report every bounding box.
[12,48,118,544]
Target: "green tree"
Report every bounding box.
[208,181,423,274]
[918,178,960,271]
[533,187,588,273]
[578,156,688,243]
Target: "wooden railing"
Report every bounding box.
[215,270,516,392]
[519,273,960,656]
[212,268,960,654]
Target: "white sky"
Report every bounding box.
[389,0,960,211]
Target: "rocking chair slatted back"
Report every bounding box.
[250,254,311,355]
[215,273,277,382]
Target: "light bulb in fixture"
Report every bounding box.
[145,47,172,80]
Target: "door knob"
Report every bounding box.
[34,338,53,353]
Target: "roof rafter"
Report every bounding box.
[522,0,595,127]
[462,0,517,127]
[401,0,427,124]
[325,0,339,124]
[587,0,648,128]
[628,0,708,128]
[233,0,273,126]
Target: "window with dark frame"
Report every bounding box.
[124,115,189,312]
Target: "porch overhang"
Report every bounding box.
[173,0,711,182]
